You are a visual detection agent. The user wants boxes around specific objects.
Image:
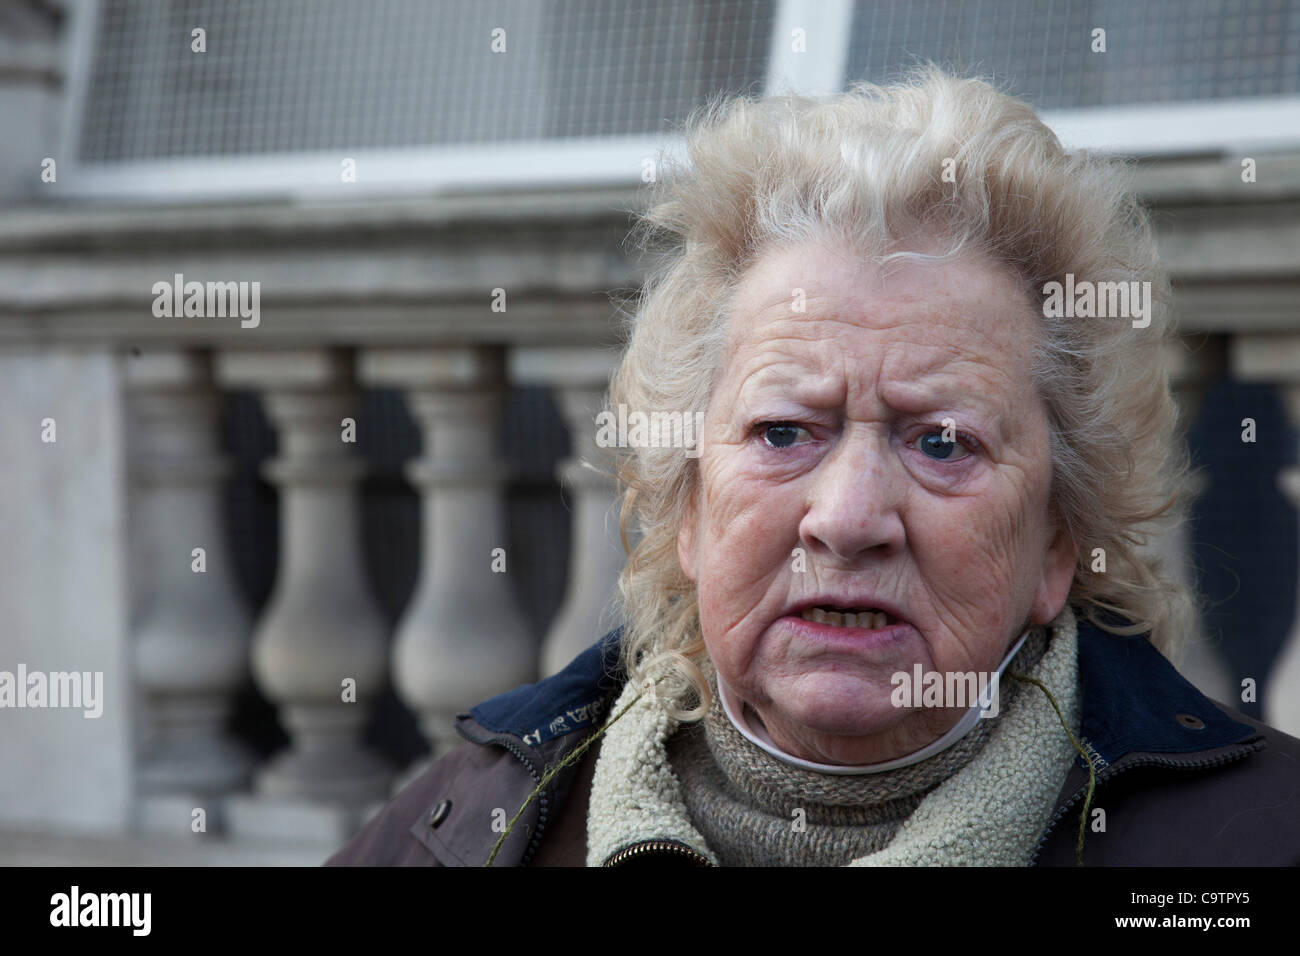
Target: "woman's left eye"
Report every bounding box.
[916,430,972,461]
[759,422,813,449]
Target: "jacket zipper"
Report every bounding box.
[603,839,716,867]
[492,737,548,865]
[1029,742,1265,866]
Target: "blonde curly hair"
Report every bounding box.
[607,64,1197,720]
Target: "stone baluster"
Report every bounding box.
[126,349,255,821]
[216,349,391,829]
[513,348,626,676]
[1160,335,1234,702]
[1233,334,1300,737]
[359,347,534,766]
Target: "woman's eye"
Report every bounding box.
[917,431,971,461]
[760,422,812,449]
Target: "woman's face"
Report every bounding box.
[677,239,1077,765]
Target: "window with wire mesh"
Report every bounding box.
[77,0,775,163]
[845,0,1300,109]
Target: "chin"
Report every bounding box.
[767,670,906,738]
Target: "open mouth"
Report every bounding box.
[798,606,897,629]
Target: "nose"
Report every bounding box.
[797,425,906,565]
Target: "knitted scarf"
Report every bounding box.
[586,605,1081,866]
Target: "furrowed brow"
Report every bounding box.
[741,364,843,409]
[879,376,1002,423]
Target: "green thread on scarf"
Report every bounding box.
[1009,669,1099,866]
[484,687,647,867]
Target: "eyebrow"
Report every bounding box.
[878,378,1003,419]
[738,364,842,408]
[740,368,1006,430]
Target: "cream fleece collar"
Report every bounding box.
[586,606,1081,867]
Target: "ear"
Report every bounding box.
[1030,519,1077,627]
[677,483,700,583]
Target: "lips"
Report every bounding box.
[785,596,909,629]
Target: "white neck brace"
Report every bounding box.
[716,631,1030,775]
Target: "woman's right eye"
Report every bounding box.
[759,422,813,449]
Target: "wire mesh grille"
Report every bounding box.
[78,0,775,162]
[845,0,1300,109]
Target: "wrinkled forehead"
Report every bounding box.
[720,240,1040,393]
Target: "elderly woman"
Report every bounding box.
[328,66,1300,867]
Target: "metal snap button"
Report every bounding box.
[1176,713,1205,730]
[428,799,452,828]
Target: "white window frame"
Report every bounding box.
[52,0,1300,204]
[764,0,854,97]
[1042,96,1300,157]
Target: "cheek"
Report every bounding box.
[694,462,801,652]
[696,451,799,569]
[698,484,791,599]
[909,486,1046,626]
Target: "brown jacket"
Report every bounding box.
[326,619,1300,867]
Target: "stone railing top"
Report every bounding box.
[1,154,1298,346]
[1,185,648,249]
[1128,149,1300,204]
[0,185,653,347]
